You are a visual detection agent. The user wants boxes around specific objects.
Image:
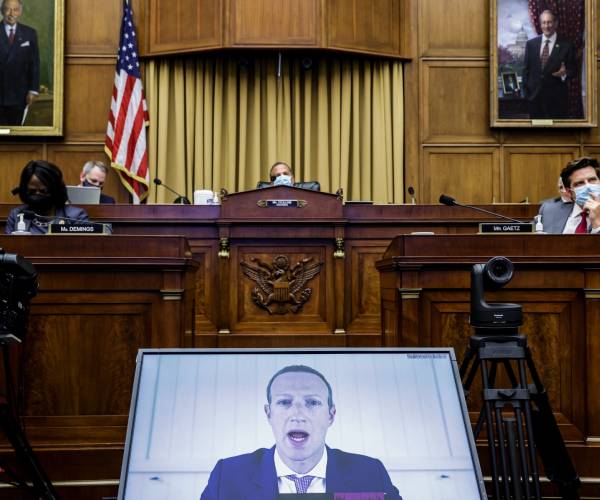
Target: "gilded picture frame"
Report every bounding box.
[0,0,64,136]
[491,0,596,127]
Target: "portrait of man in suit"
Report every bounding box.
[200,364,402,499]
[0,0,39,126]
[522,9,576,119]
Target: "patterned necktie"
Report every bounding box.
[8,27,14,45]
[286,474,315,494]
[540,39,550,68]
[575,211,587,234]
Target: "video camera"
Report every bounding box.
[470,256,522,330]
[0,251,38,342]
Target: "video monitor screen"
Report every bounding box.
[118,348,486,500]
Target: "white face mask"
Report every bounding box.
[273,174,293,187]
[573,183,600,206]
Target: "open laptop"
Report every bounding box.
[66,185,101,204]
[118,348,486,500]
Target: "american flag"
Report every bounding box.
[105,0,149,203]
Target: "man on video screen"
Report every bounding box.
[200,365,402,499]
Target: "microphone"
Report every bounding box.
[22,210,85,223]
[407,186,416,205]
[153,178,190,204]
[439,194,524,224]
[21,210,112,232]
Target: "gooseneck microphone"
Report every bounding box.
[439,194,524,224]
[407,186,416,205]
[153,178,190,205]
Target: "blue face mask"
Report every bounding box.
[573,183,600,206]
[273,174,293,187]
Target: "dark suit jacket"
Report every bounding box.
[537,197,573,234]
[0,21,40,106]
[200,446,402,500]
[5,205,89,234]
[100,193,116,204]
[522,35,575,115]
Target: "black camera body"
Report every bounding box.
[470,256,522,329]
[0,252,38,342]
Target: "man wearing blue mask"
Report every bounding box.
[537,157,600,233]
[270,161,295,187]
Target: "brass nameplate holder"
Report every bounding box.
[531,119,554,127]
[257,199,307,208]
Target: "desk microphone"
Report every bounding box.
[439,194,524,224]
[407,186,416,205]
[153,178,190,204]
[21,210,112,232]
[22,210,88,223]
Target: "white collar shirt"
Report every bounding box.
[539,32,558,57]
[274,446,328,494]
[5,23,16,37]
[563,203,588,234]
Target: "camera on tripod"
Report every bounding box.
[0,251,38,343]
[470,256,522,330]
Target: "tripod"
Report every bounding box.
[460,328,580,500]
[0,252,59,499]
[0,337,59,499]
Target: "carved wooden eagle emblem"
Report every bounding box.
[240,255,323,314]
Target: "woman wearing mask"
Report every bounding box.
[5,160,89,234]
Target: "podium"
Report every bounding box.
[376,234,600,480]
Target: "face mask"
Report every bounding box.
[273,174,293,187]
[82,179,99,189]
[24,193,54,213]
[573,183,600,206]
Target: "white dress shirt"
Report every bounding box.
[563,203,600,234]
[539,32,557,57]
[274,446,328,494]
[4,23,16,38]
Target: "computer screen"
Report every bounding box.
[66,185,101,204]
[118,348,486,500]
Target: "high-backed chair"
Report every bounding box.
[256,181,321,191]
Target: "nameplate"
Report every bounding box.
[479,223,534,233]
[257,199,307,208]
[531,119,554,127]
[48,223,109,234]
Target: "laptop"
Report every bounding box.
[66,185,101,204]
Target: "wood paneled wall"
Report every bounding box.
[0,0,133,204]
[144,0,405,57]
[405,0,600,204]
[4,0,599,206]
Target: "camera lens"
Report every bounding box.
[483,256,513,286]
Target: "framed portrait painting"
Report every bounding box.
[491,0,596,127]
[0,0,64,136]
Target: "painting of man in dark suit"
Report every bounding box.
[522,9,576,119]
[0,0,39,126]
